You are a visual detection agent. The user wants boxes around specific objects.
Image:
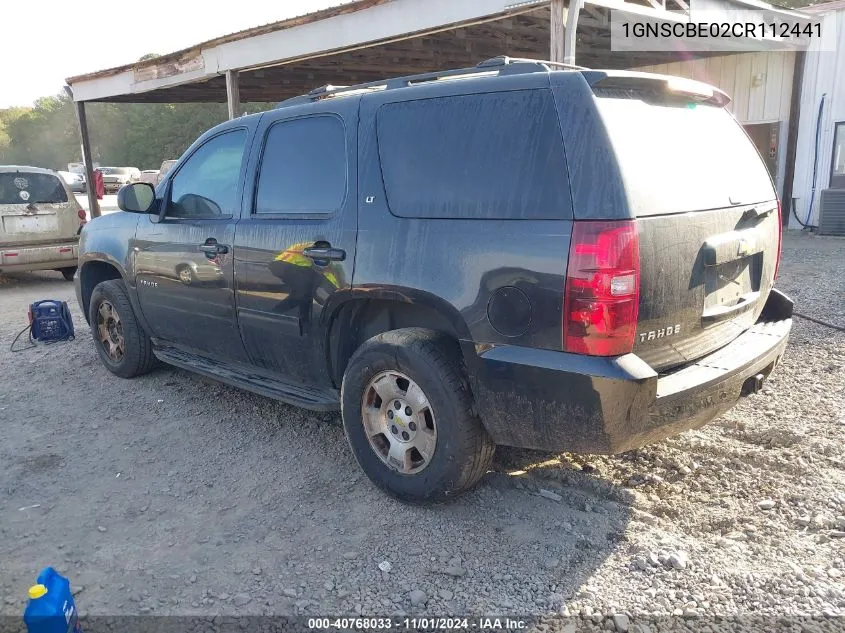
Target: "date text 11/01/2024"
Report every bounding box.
[307,617,528,630]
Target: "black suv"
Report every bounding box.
[76,57,793,502]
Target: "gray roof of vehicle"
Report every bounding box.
[0,165,59,175]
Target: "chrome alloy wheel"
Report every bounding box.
[96,300,125,362]
[360,371,437,474]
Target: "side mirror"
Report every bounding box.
[117,182,156,213]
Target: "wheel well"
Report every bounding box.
[328,299,461,387]
[79,261,122,322]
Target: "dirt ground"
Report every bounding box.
[0,232,843,630]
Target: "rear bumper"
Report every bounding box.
[0,240,78,272]
[466,288,793,454]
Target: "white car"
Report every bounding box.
[156,159,178,185]
[99,166,141,193]
[57,170,86,193]
[0,166,87,280]
[139,169,160,184]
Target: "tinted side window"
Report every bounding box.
[255,116,347,214]
[376,90,572,220]
[168,129,247,218]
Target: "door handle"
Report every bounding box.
[199,239,228,256]
[741,206,775,221]
[303,246,346,262]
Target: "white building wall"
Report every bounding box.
[638,52,794,124]
[790,10,845,229]
[637,52,795,198]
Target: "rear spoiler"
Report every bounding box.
[581,70,731,107]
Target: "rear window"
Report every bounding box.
[595,94,774,216]
[376,90,572,220]
[0,172,68,205]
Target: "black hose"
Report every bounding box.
[803,93,826,229]
[10,325,35,352]
[791,197,817,229]
[794,311,845,332]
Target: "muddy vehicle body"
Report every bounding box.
[76,58,793,501]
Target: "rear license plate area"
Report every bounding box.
[3,214,59,234]
[702,253,762,319]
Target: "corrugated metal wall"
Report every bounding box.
[637,52,795,198]
[790,10,845,229]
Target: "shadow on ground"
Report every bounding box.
[0,325,634,616]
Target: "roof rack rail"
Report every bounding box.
[276,56,587,109]
[476,55,587,71]
[308,84,349,96]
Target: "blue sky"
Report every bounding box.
[0,0,351,107]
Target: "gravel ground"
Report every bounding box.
[0,232,842,632]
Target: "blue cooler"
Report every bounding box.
[23,567,82,633]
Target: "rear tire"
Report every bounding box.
[341,328,494,503]
[89,279,157,378]
[60,267,77,281]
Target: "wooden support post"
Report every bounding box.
[550,0,567,63]
[226,70,240,120]
[781,50,805,225]
[75,100,100,219]
[564,0,584,66]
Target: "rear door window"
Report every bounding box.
[376,90,572,220]
[0,172,67,205]
[254,115,347,215]
[594,93,775,216]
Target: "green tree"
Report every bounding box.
[0,89,276,171]
[0,96,78,169]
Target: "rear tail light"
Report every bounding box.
[563,220,640,356]
[774,200,782,280]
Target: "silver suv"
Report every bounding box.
[100,166,141,193]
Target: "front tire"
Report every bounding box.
[341,328,494,503]
[60,267,77,281]
[89,279,157,378]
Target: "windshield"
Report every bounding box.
[99,167,117,174]
[0,172,68,205]
[115,167,133,175]
[595,93,774,216]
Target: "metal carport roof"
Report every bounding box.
[65,0,809,215]
[65,0,755,104]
